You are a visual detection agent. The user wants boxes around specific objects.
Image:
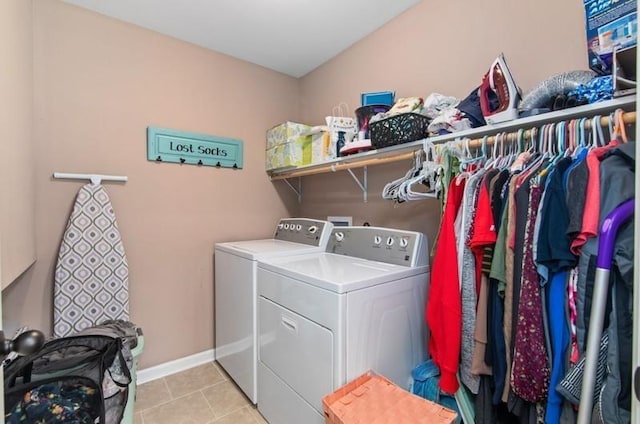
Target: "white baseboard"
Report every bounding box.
[136,349,215,385]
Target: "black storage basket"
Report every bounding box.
[370,112,430,149]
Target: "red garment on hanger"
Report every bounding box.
[570,139,621,254]
[468,175,497,294]
[426,178,466,394]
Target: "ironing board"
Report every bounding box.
[54,183,129,338]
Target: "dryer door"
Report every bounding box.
[259,296,333,413]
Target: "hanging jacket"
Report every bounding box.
[596,142,635,424]
[427,178,466,394]
[576,142,635,424]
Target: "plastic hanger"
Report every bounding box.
[613,108,628,142]
[458,138,486,177]
[577,117,588,151]
[517,128,525,154]
[483,136,498,170]
[607,112,615,141]
[590,115,600,147]
[400,149,442,201]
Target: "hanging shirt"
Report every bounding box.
[570,139,621,254]
[510,181,551,403]
[503,166,544,404]
[545,271,571,424]
[458,171,486,394]
[565,158,590,243]
[472,273,493,377]
[537,157,576,272]
[469,171,499,276]
[426,178,466,394]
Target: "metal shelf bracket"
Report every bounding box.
[346,166,368,203]
[283,177,302,203]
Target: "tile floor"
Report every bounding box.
[134,362,267,424]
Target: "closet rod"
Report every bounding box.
[462,111,636,150]
[53,172,128,185]
[269,152,414,180]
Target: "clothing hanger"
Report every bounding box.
[493,133,505,169]
[613,108,628,142]
[483,135,498,170]
[566,119,580,158]
[607,112,615,141]
[504,133,519,167]
[383,157,416,200]
[590,115,600,147]
[556,121,566,158]
[590,115,606,147]
[528,127,538,153]
[564,120,574,157]
[517,128,525,154]
[458,138,483,174]
[578,117,588,150]
[399,148,443,201]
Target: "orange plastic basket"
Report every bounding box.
[322,371,458,424]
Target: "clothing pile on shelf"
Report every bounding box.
[425,112,635,424]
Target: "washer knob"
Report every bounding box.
[399,237,409,248]
[296,224,302,231]
[373,235,382,245]
[283,223,290,230]
[278,223,284,230]
[335,232,345,242]
[308,225,318,234]
[386,236,394,246]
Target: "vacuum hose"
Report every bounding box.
[519,70,596,110]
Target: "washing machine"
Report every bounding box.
[256,226,430,424]
[214,218,333,404]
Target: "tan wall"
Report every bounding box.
[0,0,36,288]
[3,0,300,368]
[2,0,592,370]
[298,0,589,243]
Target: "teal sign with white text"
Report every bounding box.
[147,126,243,169]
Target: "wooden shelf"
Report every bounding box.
[269,95,636,181]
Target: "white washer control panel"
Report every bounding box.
[273,218,333,247]
[326,226,428,267]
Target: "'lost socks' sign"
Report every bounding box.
[147,126,243,169]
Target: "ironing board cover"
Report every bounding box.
[54,184,129,338]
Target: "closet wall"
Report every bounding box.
[0,0,36,288]
[298,0,589,243]
[3,0,300,368]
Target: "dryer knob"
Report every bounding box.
[373,235,382,245]
[283,224,290,230]
[278,223,284,230]
[399,237,409,248]
[386,237,395,246]
[335,232,345,242]
[308,225,318,234]
[296,224,302,231]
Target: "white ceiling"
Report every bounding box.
[61,0,422,77]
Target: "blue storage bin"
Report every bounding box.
[361,91,395,107]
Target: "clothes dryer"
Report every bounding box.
[256,226,430,424]
[214,218,333,404]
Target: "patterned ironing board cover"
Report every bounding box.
[54,184,129,337]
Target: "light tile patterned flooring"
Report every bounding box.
[134,362,267,424]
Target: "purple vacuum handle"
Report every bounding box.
[577,198,635,424]
[596,199,635,269]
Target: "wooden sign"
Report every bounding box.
[147,126,243,168]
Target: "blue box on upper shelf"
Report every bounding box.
[361,91,395,107]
